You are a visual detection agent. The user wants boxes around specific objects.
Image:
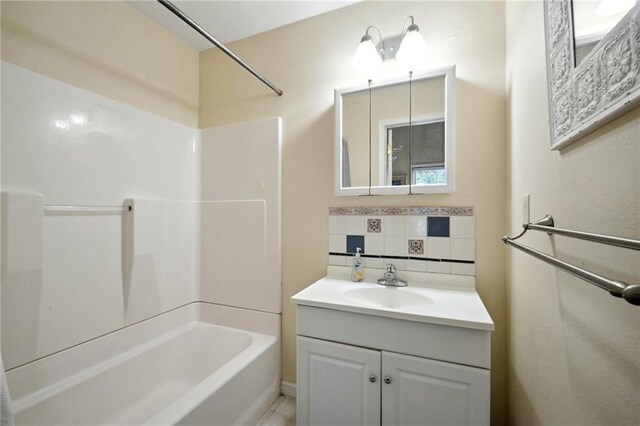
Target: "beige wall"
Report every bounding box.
[505,1,640,425]
[199,1,507,423]
[1,0,199,127]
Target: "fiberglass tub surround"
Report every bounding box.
[1,62,282,425]
[7,303,280,426]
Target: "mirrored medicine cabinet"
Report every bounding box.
[335,66,455,196]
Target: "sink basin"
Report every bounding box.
[342,287,434,310]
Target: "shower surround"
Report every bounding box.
[1,62,282,424]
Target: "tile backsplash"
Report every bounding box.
[328,206,475,276]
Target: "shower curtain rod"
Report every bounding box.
[157,0,283,96]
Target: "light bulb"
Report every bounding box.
[396,29,428,72]
[595,0,636,16]
[351,37,382,78]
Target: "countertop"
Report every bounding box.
[291,267,494,331]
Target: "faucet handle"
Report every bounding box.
[386,264,396,275]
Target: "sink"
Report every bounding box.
[342,287,434,310]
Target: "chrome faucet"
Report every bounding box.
[377,264,408,287]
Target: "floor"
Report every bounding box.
[256,395,296,426]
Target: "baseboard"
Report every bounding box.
[280,380,297,398]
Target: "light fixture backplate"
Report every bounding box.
[377,34,402,61]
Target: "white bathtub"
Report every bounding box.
[6,302,280,425]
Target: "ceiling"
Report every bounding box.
[129,0,359,51]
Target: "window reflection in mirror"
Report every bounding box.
[572,0,636,65]
[383,120,445,186]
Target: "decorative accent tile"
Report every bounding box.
[354,207,380,215]
[329,206,475,216]
[346,235,364,254]
[329,207,353,215]
[409,206,440,215]
[408,239,424,255]
[427,217,450,237]
[367,218,381,233]
[380,207,408,215]
[440,206,474,216]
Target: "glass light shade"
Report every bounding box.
[351,39,382,77]
[396,30,428,71]
[595,0,635,16]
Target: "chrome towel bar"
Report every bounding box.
[525,215,640,251]
[503,215,640,306]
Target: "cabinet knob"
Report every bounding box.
[384,376,392,384]
[369,375,377,383]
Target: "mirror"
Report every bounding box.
[335,66,455,196]
[543,0,640,149]
[572,0,636,65]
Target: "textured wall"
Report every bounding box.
[505,1,640,424]
[198,2,508,423]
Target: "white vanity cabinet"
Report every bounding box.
[292,275,494,426]
[297,336,489,426]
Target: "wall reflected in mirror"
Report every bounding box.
[572,0,636,65]
[336,66,454,196]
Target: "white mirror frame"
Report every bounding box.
[544,0,640,150]
[334,65,455,196]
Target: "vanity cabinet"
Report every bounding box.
[297,337,381,426]
[292,276,493,426]
[295,302,492,426]
[297,337,489,426]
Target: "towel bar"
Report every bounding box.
[503,216,640,306]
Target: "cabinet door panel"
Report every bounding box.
[298,337,381,426]
[382,351,489,426]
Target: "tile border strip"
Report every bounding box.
[329,252,475,264]
[329,206,473,216]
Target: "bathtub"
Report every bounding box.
[6,302,280,425]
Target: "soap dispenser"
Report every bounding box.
[351,247,364,282]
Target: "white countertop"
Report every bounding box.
[291,267,494,331]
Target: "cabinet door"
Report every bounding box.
[297,337,381,426]
[381,351,490,426]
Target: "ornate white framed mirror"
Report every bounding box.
[543,0,640,150]
[334,66,455,196]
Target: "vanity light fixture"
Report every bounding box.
[351,26,384,77]
[352,16,428,76]
[396,16,428,71]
